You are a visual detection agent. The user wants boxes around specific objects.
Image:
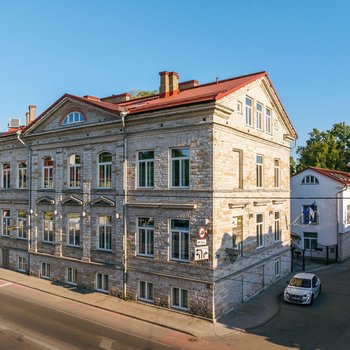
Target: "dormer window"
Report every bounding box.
[301,175,319,184]
[63,112,85,125]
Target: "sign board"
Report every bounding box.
[197,226,208,239]
[194,246,209,261]
[196,239,207,246]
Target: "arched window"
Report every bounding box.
[63,112,85,125]
[301,175,319,184]
[43,157,54,189]
[98,152,112,188]
[68,155,81,188]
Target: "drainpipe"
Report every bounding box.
[16,130,32,269]
[336,185,348,262]
[120,111,128,298]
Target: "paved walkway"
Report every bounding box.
[0,260,331,340]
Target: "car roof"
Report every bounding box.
[292,272,316,279]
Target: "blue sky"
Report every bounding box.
[0,0,348,160]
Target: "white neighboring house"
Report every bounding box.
[291,167,350,262]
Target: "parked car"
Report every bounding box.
[284,272,321,305]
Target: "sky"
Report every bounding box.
[0,0,349,160]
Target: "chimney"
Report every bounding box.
[101,93,132,104]
[27,105,36,125]
[83,95,101,102]
[159,71,170,98]
[168,72,179,96]
[179,80,199,91]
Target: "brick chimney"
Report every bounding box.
[179,80,199,91]
[27,105,36,125]
[101,93,132,103]
[168,72,179,96]
[159,71,180,98]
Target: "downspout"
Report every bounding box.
[16,130,32,269]
[336,185,348,262]
[120,111,129,298]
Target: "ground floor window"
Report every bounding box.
[171,287,188,310]
[304,232,318,250]
[138,280,154,302]
[41,262,51,279]
[96,273,109,292]
[18,256,27,272]
[274,259,280,277]
[66,267,78,285]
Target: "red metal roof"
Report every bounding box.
[308,166,350,185]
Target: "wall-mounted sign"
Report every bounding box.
[195,246,209,261]
[198,226,208,239]
[196,239,207,246]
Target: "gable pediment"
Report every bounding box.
[37,196,55,205]
[90,196,115,207]
[62,196,83,206]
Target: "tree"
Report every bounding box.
[130,90,158,99]
[296,122,350,172]
[290,156,297,175]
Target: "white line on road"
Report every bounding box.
[0,282,12,288]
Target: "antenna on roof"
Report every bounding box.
[216,77,219,84]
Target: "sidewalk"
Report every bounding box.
[0,261,330,340]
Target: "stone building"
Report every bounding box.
[0,70,296,319]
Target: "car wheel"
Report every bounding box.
[310,294,314,305]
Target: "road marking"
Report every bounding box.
[99,337,113,349]
[0,282,12,288]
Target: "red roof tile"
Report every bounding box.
[308,166,350,185]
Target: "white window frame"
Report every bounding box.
[138,280,154,302]
[170,148,190,188]
[237,101,242,114]
[41,262,51,279]
[17,210,27,239]
[2,209,10,236]
[245,97,253,126]
[66,267,78,286]
[68,213,80,247]
[98,215,112,251]
[256,102,263,130]
[63,111,85,125]
[17,161,27,189]
[171,287,188,310]
[274,211,281,242]
[274,259,281,277]
[43,157,54,189]
[43,211,54,243]
[170,219,190,262]
[2,163,10,189]
[98,152,112,189]
[18,256,27,272]
[256,214,264,248]
[256,155,263,188]
[68,154,81,188]
[138,150,154,188]
[96,273,109,292]
[301,175,319,184]
[265,108,272,134]
[137,217,154,257]
[274,159,280,188]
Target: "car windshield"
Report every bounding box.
[289,277,311,288]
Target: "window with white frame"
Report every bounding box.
[68,213,80,247]
[18,256,27,272]
[63,111,85,125]
[274,159,280,188]
[43,157,54,189]
[256,214,264,248]
[170,219,189,261]
[266,108,272,134]
[66,267,78,285]
[138,151,154,188]
[96,273,109,292]
[43,211,54,243]
[68,154,81,188]
[98,215,112,250]
[171,287,188,310]
[245,97,252,126]
[18,161,27,189]
[2,163,10,189]
[2,209,10,236]
[304,232,317,250]
[256,155,263,188]
[138,280,154,302]
[41,262,51,279]
[137,217,154,256]
[171,148,189,187]
[98,152,112,188]
[301,175,319,184]
[17,210,27,239]
[237,101,242,113]
[274,212,281,242]
[274,259,280,277]
[256,102,263,130]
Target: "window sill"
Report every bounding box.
[170,258,190,263]
[96,249,113,253]
[67,245,81,249]
[136,254,155,258]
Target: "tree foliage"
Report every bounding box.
[290,156,297,175]
[296,122,350,172]
[130,90,158,99]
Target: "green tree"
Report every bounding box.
[290,156,297,175]
[130,90,158,99]
[296,123,350,171]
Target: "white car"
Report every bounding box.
[284,272,321,305]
